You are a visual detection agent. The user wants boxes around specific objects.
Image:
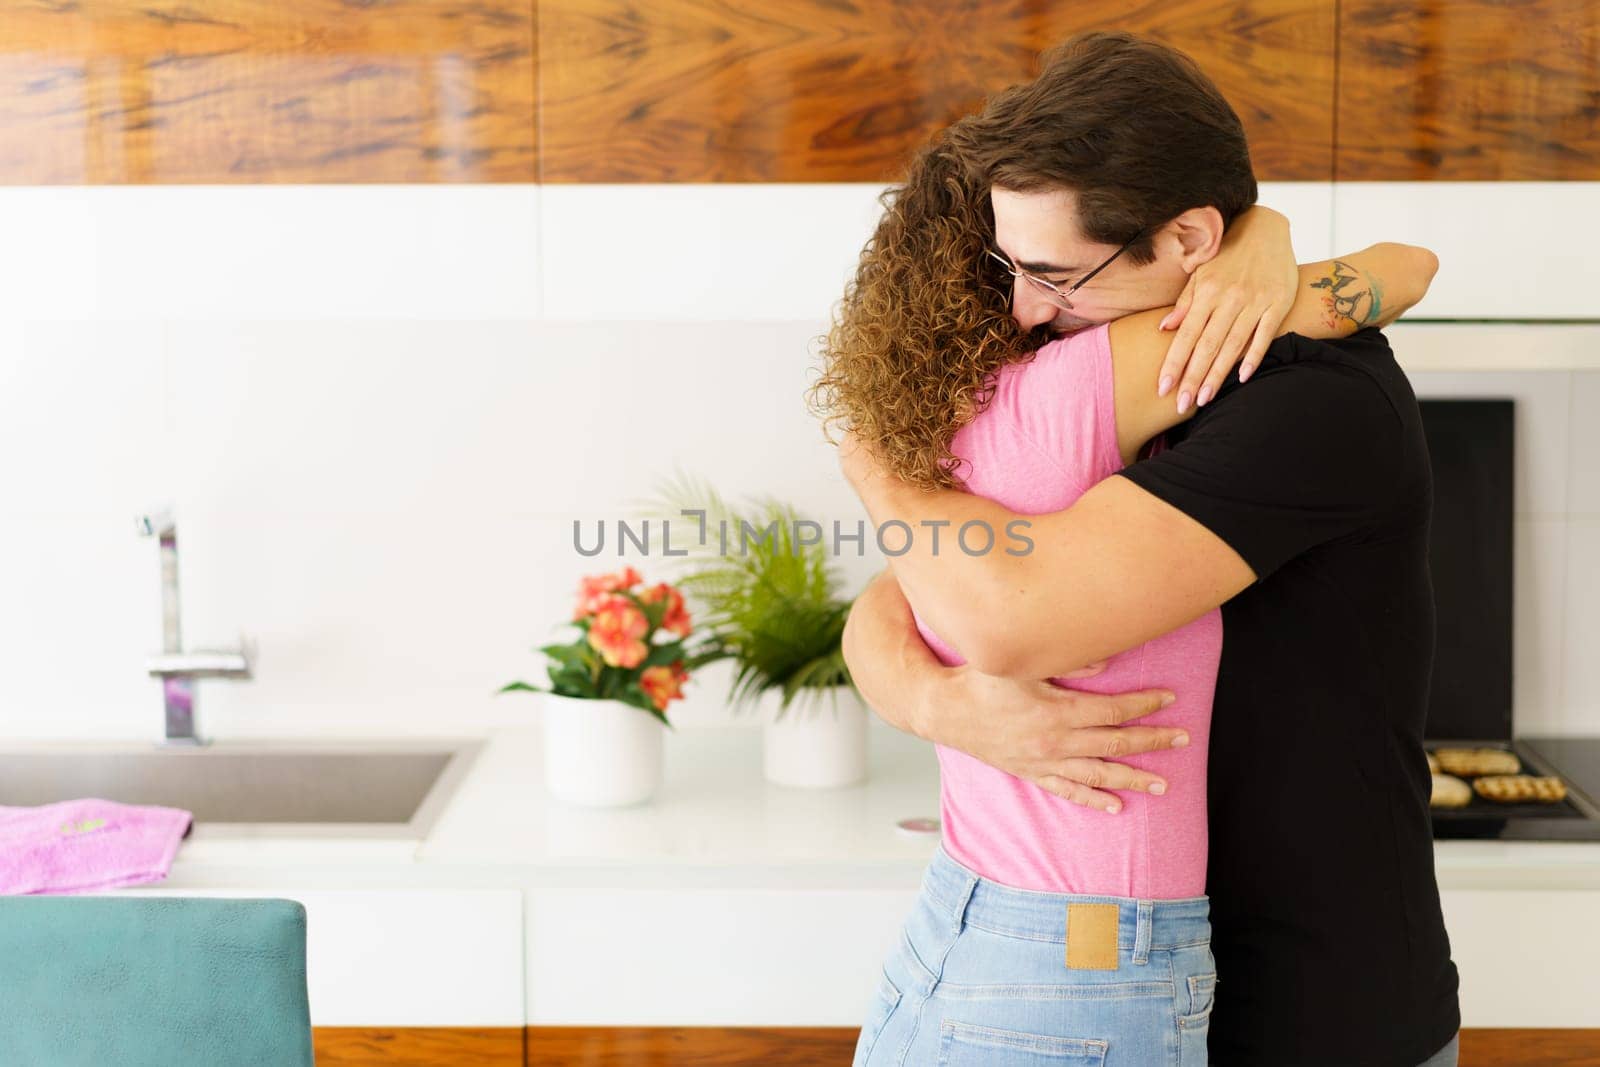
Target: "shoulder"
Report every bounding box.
[1207,328,1405,425]
[990,326,1112,424]
[1158,328,1420,494]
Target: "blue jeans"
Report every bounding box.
[1418,1033,1460,1067]
[854,845,1216,1067]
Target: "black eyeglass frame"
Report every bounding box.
[986,228,1147,309]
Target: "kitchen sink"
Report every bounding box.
[0,739,484,837]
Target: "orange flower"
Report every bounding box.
[572,566,643,620]
[638,582,692,637]
[585,593,649,669]
[640,659,690,711]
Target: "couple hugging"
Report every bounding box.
[816,30,1459,1067]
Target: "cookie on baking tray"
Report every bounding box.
[1472,775,1567,805]
[1433,747,1521,777]
[1430,774,1473,809]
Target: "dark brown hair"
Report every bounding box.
[946,31,1258,265]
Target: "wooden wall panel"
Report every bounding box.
[0,0,537,183]
[521,1027,1600,1066]
[1337,0,1600,180]
[526,1026,860,1066]
[314,1027,523,1066]
[538,0,1336,183]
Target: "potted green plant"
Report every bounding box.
[643,474,869,789]
[498,566,724,807]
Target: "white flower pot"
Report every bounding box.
[541,692,665,807]
[761,685,869,789]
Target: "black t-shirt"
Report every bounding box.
[1119,329,1460,1066]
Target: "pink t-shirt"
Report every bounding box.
[915,324,1220,899]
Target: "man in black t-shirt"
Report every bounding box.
[835,31,1461,1067]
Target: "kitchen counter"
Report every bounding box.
[131,719,1600,1029]
[158,719,1600,890]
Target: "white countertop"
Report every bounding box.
[160,720,1600,892]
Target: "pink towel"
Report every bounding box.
[0,798,194,895]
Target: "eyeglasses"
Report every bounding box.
[986,229,1146,309]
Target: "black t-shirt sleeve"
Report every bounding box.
[1118,342,1408,580]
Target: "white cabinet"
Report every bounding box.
[1441,889,1600,1027]
[1334,182,1600,320]
[114,887,524,1027]
[524,886,917,1026]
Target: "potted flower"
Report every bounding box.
[498,566,724,807]
[644,475,869,789]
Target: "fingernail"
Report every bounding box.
[1197,385,1213,407]
[1107,802,1122,815]
[1177,391,1192,415]
[1149,782,1167,796]
[1160,692,1177,707]
[1173,733,1190,748]
[1158,375,1173,397]
[1159,315,1173,330]
[1239,363,1254,384]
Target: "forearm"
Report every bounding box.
[1224,204,1289,249]
[1289,243,1438,337]
[841,570,960,742]
[845,471,1035,676]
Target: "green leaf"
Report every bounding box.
[630,474,860,713]
[539,643,589,669]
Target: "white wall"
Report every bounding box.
[1,183,1596,741]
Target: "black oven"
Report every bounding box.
[1419,398,1600,839]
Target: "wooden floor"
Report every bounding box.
[310,1027,1600,1065]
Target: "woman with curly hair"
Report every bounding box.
[813,113,1442,1067]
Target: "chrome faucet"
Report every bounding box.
[136,507,252,746]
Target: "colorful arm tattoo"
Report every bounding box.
[1309,260,1385,332]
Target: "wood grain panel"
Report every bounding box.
[1460,1029,1600,1067]
[538,0,1336,183]
[314,1027,523,1066]
[526,1026,859,1065]
[524,1026,1600,1066]
[1337,0,1600,179]
[301,1026,1600,1065]
[0,0,536,183]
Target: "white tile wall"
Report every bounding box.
[1570,372,1600,516]
[1563,519,1600,732]
[0,321,168,513]
[163,318,866,522]
[1511,520,1569,737]
[1404,370,1573,517]
[2,183,1597,741]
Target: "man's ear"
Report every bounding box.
[1158,206,1226,271]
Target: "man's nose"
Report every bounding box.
[1010,279,1059,330]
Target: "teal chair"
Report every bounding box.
[0,896,314,1067]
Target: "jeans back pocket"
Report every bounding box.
[1181,973,1215,1025]
[1178,972,1216,1067]
[937,1021,1108,1067]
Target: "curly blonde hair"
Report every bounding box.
[807,130,1047,491]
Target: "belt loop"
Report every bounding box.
[952,872,980,933]
[1132,900,1153,965]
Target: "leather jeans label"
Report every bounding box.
[1065,903,1119,971]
